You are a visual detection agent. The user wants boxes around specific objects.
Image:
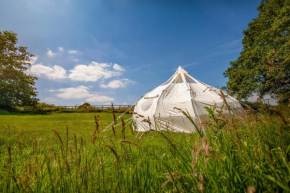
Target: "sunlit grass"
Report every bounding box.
[0,110,289,192]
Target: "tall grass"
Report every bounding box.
[0,107,289,192]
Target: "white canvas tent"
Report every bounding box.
[132,66,243,133]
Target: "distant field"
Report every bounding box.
[0,113,131,142]
[0,111,289,192]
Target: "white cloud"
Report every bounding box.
[58,47,64,52]
[28,61,126,82]
[68,49,82,55]
[55,85,114,102]
[69,56,79,62]
[29,56,38,65]
[57,85,91,99]
[29,63,67,79]
[113,63,124,71]
[100,78,134,89]
[68,62,123,82]
[47,89,58,92]
[86,95,114,102]
[47,49,55,57]
[46,47,64,57]
[41,97,57,103]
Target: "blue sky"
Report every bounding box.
[0,0,260,105]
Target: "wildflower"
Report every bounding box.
[247,186,255,193]
[202,137,210,156]
[199,173,204,183]
[52,160,59,168]
[198,183,204,193]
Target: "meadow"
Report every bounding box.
[0,108,289,192]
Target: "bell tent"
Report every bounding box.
[132,66,243,133]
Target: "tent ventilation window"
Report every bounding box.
[172,74,197,84]
[174,74,184,83]
[141,99,154,111]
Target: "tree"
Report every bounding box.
[0,31,38,110]
[224,0,290,103]
[78,102,92,110]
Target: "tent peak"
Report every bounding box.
[176,66,188,74]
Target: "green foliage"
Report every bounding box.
[77,102,92,109]
[241,101,273,112]
[7,103,130,114]
[0,110,289,192]
[77,102,96,112]
[0,31,38,110]
[224,0,290,103]
[36,102,56,109]
[0,109,14,115]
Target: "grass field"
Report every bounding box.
[0,113,131,143]
[0,110,289,192]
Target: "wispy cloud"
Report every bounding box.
[46,49,55,57]
[69,56,79,62]
[113,63,125,71]
[58,47,64,52]
[89,37,126,61]
[178,38,243,68]
[183,62,205,68]
[218,38,242,48]
[208,47,242,58]
[100,78,134,89]
[46,47,65,57]
[47,89,58,92]
[41,97,57,103]
[132,64,153,71]
[68,49,82,55]
[169,60,211,71]
[186,37,243,62]
[205,38,242,58]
